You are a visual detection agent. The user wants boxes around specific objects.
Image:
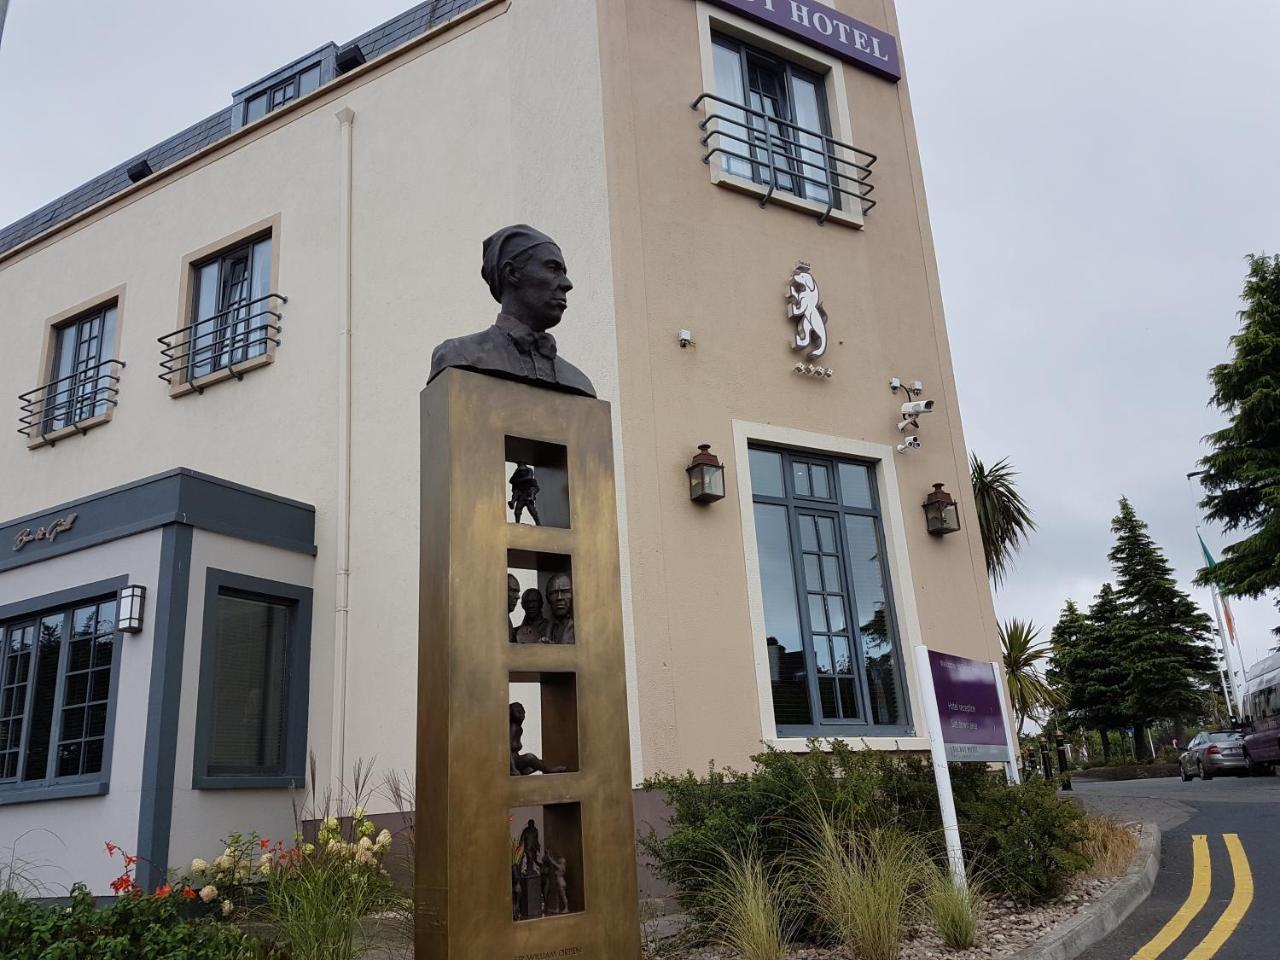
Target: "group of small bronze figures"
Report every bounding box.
[512,819,569,920]
[507,572,575,645]
[508,463,541,525]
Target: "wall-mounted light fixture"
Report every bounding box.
[922,483,961,536]
[686,444,726,504]
[118,584,147,633]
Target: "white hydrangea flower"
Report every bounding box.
[352,806,366,820]
[222,899,235,918]
[375,829,392,851]
[258,853,273,875]
[199,884,218,903]
[190,858,209,875]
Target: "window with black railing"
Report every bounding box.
[18,302,124,441]
[694,34,876,222]
[159,234,286,390]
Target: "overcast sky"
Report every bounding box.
[2,2,1277,681]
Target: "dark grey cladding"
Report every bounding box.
[0,0,487,258]
[0,468,316,572]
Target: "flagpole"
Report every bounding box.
[1209,594,1239,712]
[0,0,9,50]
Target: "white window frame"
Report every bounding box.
[732,419,928,752]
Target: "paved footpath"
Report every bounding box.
[1075,775,1280,960]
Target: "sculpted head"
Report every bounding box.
[481,225,573,333]
[521,588,544,619]
[547,573,573,620]
[508,574,520,614]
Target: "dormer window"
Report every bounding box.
[244,64,322,124]
[231,44,336,130]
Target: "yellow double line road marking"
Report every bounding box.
[1131,833,1254,960]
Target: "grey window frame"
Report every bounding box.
[0,577,128,806]
[192,569,312,790]
[711,32,840,208]
[187,233,273,381]
[750,446,911,738]
[43,301,119,434]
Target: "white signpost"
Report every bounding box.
[913,645,1021,888]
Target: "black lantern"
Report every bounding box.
[118,584,147,633]
[922,483,961,536]
[686,444,726,504]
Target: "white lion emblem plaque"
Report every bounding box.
[786,261,830,360]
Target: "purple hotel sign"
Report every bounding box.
[704,0,901,82]
[928,651,1010,762]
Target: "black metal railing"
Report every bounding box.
[691,92,877,223]
[158,293,286,389]
[18,358,126,440]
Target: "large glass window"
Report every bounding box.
[205,593,291,777]
[189,235,273,380]
[0,595,118,789]
[43,303,118,434]
[710,34,837,208]
[194,572,311,788]
[750,446,908,735]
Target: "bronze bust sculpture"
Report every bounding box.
[514,588,550,644]
[428,224,596,398]
[546,572,575,645]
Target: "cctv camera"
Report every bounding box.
[678,329,694,348]
[897,437,921,452]
[889,377,902,392]
[900,400,935,417]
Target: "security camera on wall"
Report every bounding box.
[897,436,921,453]
[900,400,935,418]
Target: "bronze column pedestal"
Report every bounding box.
[416,368,641,960]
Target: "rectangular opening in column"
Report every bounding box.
[505,436,569,528]
[509,671,578,776]
[509,802,584,921]
[507,550,574,645]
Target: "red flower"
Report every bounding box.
[154,883,172,898]
[259,838,270,849]
[123,854,138,868]
[110,873,133,895]
[105,842,118,857]
[181,887,198,901]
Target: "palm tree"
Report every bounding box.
[999,619,1063,736]
[970,454,1036,589]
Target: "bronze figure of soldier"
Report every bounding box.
[519,819,542,877]
[508,462,541,525]
[546,572,575,645]
[428,224,595,397]
[510,702,566,776]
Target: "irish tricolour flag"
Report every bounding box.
[1199,533,1240,646]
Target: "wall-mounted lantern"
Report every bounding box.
[922,483,961,536]
[687,444,726,504]
[118,584,147,633]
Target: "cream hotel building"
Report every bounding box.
[0,0,1001,891]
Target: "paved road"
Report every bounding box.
[1075,774,1280,960]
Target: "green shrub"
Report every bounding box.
[952,769,1088,901]
[0,885,282,960]
[642,741,1089,924]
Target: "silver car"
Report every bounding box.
[1180,731,1247,781]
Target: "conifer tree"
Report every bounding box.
[1048,593,1128,761]
[1108,498,1217,757]
[1195,253,1280,636]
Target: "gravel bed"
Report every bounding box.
[662,873,1121,960]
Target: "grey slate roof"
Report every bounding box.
[0,0,486,258]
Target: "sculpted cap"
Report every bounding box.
[480,224,557,301]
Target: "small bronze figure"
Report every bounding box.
[510,702,566,776]
[542,851,569,915]
[546,572,575,645]
[508,462,541,525]
[428,224,596,397]
[507,573,520,643]
[514,588,550,644]
[519,819,542,878]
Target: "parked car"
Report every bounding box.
[1241,652,1280,775]
[1179,731,1247,781]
